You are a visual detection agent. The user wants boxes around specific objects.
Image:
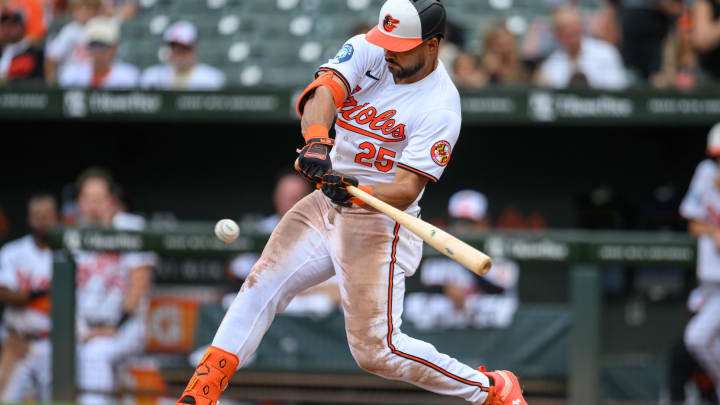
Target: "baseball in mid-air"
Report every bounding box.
[215,219,239,243]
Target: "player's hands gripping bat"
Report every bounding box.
[321,169,358,207]
[296,137,334,183]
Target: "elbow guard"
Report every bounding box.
[296,71,347,118]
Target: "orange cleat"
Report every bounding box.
[176,346,239,405]
[478,366,528,405]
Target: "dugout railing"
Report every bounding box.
[48,226,696,405]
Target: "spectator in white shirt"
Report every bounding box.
[140,21,225,91]
[59,17,138,89]
[537,5,628,90]
[44,0,100,86]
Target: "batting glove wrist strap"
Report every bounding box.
[303,124,330,144]
[350,185,372,206]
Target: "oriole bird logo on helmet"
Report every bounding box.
[383,14,400,32]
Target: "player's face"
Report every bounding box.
[384,39,437,81]
[77,178,115,225]
[169,42,196,72]
[28,199,58,242]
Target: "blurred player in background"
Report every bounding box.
[44,0,101,86]
[0,193,57,403]
[680,122,720,401]
[177,1,527,405]
[73,168,154,404]
[405,190,519,330]
[0,7,44,83]
[59,16,139,89]
[140,20,225,91]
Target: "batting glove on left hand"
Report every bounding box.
[321,170,358,207]
[297,137,334,183]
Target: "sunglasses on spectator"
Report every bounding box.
[169,42,194,52]
[88,41,113,49]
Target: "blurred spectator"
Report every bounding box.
[619,0,683,81]
[536,5,628,90]
[0,7,44,83]
[590,0,621,48]
[439,20,466,80]
[44,0,101,86]
[73,167,154,404]
[59,16,139,89]
[4,0,48,42]
[350,21,371,37]
[405,190,519,330]
[140,21,225,91]
[100,0,136,21]
[478,23,526,85]
[452,51,485,88]
[692,0,720,82]
[521,0,576,74]
[0,193,56,403]
[653,11,699,89]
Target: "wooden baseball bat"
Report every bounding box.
[346,185,492,276]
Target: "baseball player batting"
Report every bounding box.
[681,123,720,400]
[177,1,527,405]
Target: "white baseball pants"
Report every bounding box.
[213,191,491,404]
[2,338,51,403]
[685,284,720,399]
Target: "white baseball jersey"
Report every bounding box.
[140,63,226,90]
[319,34,461,213]
[0,235,52,335]
[680,159,720,283]
[46,21,91,67]
[75,213,155,325]
[59,60,139,89]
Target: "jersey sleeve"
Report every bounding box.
[0,246,18,289]
[680,160,715,221]
[397,109,461,183]
[316,34,380,96]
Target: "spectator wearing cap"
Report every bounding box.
[44,0,101,86]
[4,0,48,42]
[404,189,520,330]
[59,16,139,89]
[536,5,628,90]
[140,21,225,91]
[447,189,490,229]
[0,7,44,83]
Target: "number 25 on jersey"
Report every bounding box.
[354,141,396,172]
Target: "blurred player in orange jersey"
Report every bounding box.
[0,192,58,403]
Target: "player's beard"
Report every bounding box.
[386,55,426,80]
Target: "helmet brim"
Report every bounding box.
[366,26,423,52]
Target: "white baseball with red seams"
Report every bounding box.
[215,219,240,243]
